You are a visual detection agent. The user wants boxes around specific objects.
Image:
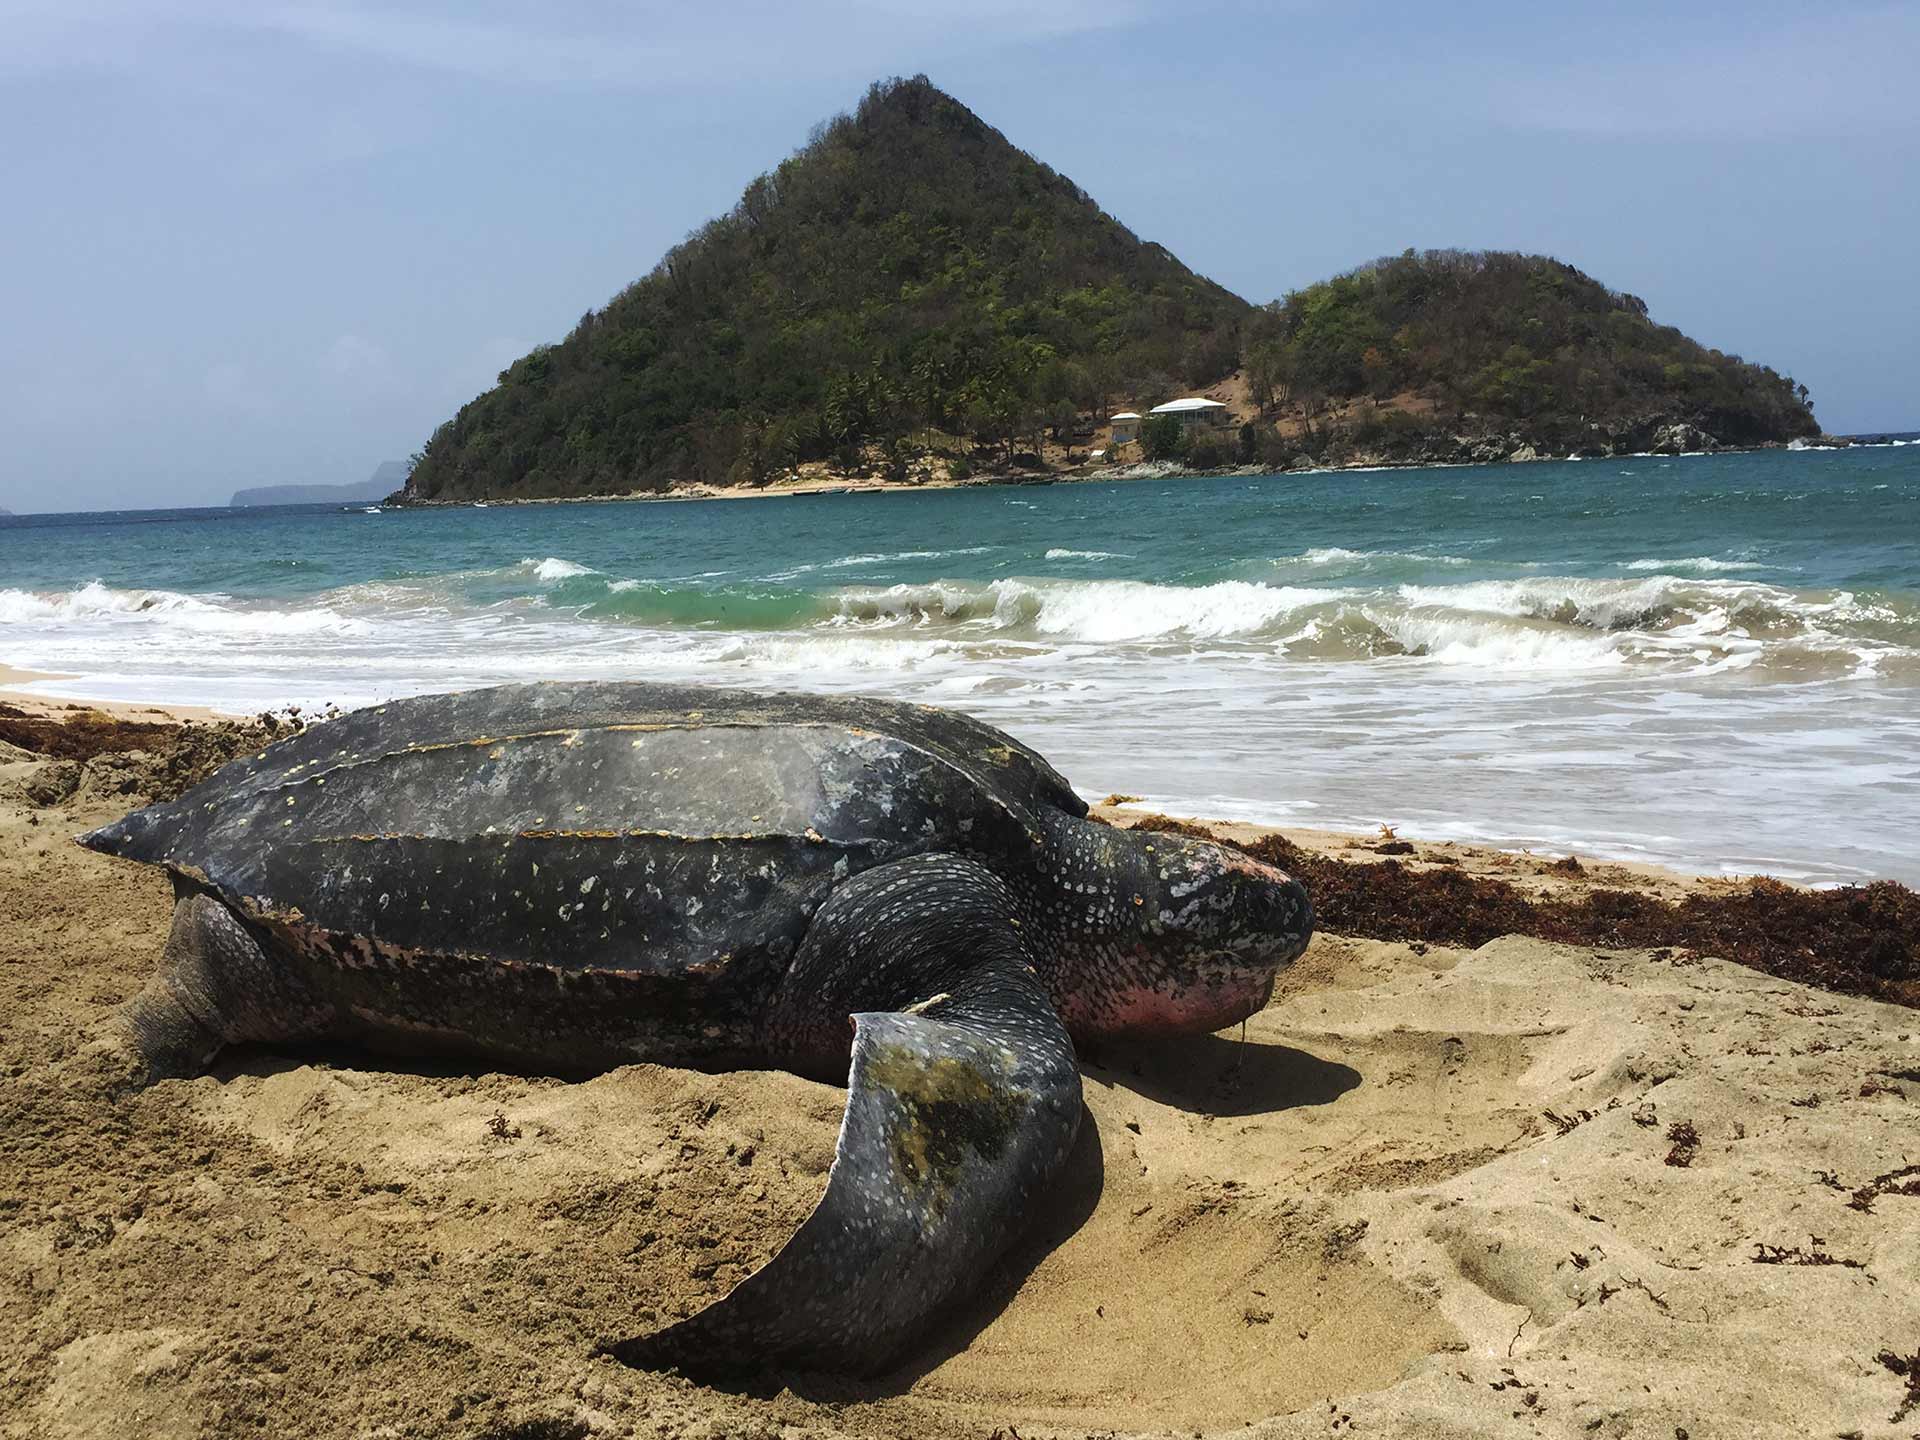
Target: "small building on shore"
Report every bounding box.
[1148,396,1231,440]
[1108,411,1142,446]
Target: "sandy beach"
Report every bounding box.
[3,699,1918,1439]
[2,667,231,723]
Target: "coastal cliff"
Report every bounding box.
[402,80,1818,504]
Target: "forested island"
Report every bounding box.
[400,77,1819,504]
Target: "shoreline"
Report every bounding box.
[0,680,1815,899]
[382,439,1817,511]
[0,675,1895,890]
[1092,802,1755,903]
[2,667,232,723]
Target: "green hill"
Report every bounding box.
[405,83,1820,500]
[1243,250,1818,457]
[406,76,1248,500]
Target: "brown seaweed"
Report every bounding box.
[1127,814,1920,1010]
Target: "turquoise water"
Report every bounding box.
[4,444,1918,883]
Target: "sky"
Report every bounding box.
[3,0,1916,513]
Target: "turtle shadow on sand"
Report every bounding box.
[203,1032,1361,1116]
[655,1041,1360,1399]
[1086,1034,1361,1119]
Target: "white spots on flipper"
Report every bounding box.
[579,876,597,896]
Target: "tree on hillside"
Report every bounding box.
[1140,415,1186,461]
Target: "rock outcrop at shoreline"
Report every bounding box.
[1085,416,1798,486]
[1320,416,1730,469]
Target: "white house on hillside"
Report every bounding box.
[1147,396,1231,439]
[1108,411,1142,446]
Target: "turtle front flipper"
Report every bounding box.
[607,854,1082,1379]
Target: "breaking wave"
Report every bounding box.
[828,579,1329,643]
[0,581,367,636]
[823,575,1920,675]
[522,555,594,581]
[1620,556,1772,574]
[1293,546,1476,568]
[6,570,1913,683]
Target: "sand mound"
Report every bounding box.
[4,779,1919,1437]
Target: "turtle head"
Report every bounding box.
[1039,817,1313,1041]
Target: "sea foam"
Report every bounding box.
[524,556,594,581]
[0,582,366,636]
[1621,556,1771,573]
[831,578,1329,643]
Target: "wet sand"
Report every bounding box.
[3,709,1918,1438]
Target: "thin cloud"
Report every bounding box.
[324,334,394,380]
[250,5,667,86]
[1,0,1167,86]
[1489,7,1920,138]
[203,360,272,415]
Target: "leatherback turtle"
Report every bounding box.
[80,681,1312,1376]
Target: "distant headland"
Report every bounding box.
[397,76,1823,508]
[233,461,408,508]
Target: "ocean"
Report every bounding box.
[4,442,1917,885]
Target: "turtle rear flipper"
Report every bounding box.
[119,893,334,1086]
[607,855,1082,1379]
